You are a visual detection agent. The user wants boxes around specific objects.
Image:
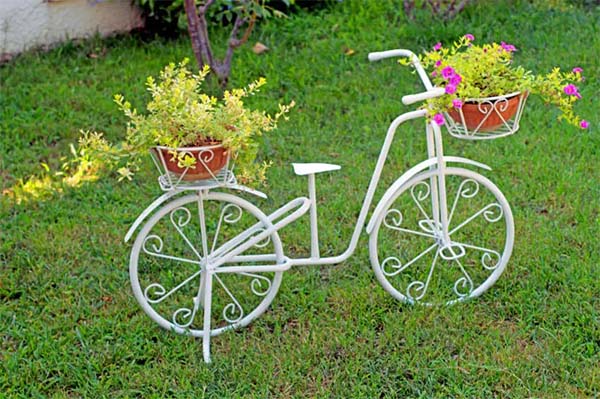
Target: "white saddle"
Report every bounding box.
[291,163,341,176]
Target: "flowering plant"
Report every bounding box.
[403,35,589,129]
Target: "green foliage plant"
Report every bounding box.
[83,59,294,185]
[403,35,590,129]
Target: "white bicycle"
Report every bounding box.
[125,49,515,363]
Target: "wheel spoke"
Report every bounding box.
[451,241,502,270]
[213,274,244,324]
[410,181,436,227]
[382,242,438,277]
[211,203,243,253]
[406,249,439,301]
[142,234,203,266]
[169,207,203,261]
[449,202,502,236]
[448,178,480,226]
[451,258,474,298]
[143,269,203,304]
[172,272,204,329]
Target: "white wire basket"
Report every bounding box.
[150,144,236,191]
[443,91,528,140]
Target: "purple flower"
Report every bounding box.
[433,113,445,126]
[435,60,442,67]
[431,70,438,77]
[452,99,463,108]
[448,73,462,85]
[580,120,589,129]
[464,33,475,41]
[500,41,517,52]
[445,84,457,95]
[572,67,583,74]
[441,66,455,79]
[433,42,442,51]
[564,84,580,98]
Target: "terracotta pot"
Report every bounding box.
[447,92,527,132]
[153,143,229,181]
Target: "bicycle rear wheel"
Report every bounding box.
[129,192,285,337]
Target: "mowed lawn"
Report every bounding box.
[1,1,599,397]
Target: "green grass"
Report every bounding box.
[1,0,599,397]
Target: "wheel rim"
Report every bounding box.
[130,192,284,336]
[370,168,514,305]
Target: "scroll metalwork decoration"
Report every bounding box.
[410,181,435,227]
[168,206,203,260]
[211,203,244,253]
[406,250,439,301]
[452,259,474,298]
[240,272,273,296]
[450,203,504,236]
[253,228,272,248]
[198,148,215,164]
[214,274,244,324]
[381,243,438,277]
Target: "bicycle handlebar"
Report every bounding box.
[368,48,434,91]
[401,87,446,105]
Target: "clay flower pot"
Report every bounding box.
[154,143,229,181]
[447,92,528,132]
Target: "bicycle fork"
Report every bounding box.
[426,122,465,261]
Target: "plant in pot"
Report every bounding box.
[402,35,589,138]
[111,59,294,185]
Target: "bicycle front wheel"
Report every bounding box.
[369,167,514,305]
[130,192,284,337]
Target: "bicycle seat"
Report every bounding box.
[292,163,341,176]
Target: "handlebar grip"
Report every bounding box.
[368,49,415,62]
[401,87,446,105]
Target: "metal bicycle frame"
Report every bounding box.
[126,49,490,275]
[127,49,504,363]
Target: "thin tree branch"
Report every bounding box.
[446,0,470,20]
[228,14,248,49]
[229,15,256,49]
[403,0,415,19]
[200,0,216,14]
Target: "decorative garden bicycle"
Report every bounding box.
[125,49,518,363]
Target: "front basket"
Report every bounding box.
[443,91,528,140]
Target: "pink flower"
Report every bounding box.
[452,99,463,108]
[572,67,583,74]
[464,34,475,41]
[435,60,442,67]
[500,41,517,52]
[564,84,581,98]
[433,113,445,126]
[448,73,462,85]
[445,84,457,95]
[441,66,455,79]
[580,120,589,129]
[433,42,442,51]
[431,71,438,77]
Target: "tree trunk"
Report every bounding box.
[183,0,256,89]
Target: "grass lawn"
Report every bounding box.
[1,0,599,397]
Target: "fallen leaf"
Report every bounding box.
[343,47,355,56]
[253,42,269,55]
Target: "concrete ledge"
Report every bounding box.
[0,0,143,59]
